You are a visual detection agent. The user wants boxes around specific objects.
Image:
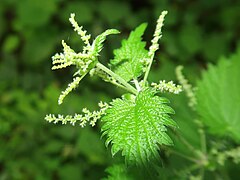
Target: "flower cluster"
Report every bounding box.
[148,11,168,58]
[51,13,120,105]
[142,11,168,83]
[51,14,97,105]
[151,80,182,94]
[58,77,82,105]
[69,13,91,52]
[45,101,109,127]
[211,146,240,165]
[140,58,150,72]
[51,41,73,70]
[52,14,93,75]
[176,65,197,108]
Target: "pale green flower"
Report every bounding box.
[45,102,109,127]
[151,80,182,94]
[176,65,197,108]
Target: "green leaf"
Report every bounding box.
[110,23,148,82]
[102,164,133,180]
[93,29,120,55]
[167,93,201,156]
[196,49,240,142]
[101,88,176,165]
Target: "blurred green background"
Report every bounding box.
[0,0,240,179]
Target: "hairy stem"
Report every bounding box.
[109,80,132,92]
[143,11,167,86]
[96,62,138,94]
[143,56,154,86]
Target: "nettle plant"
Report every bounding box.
[45,11,183,165]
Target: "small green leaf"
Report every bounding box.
[197,49,240,142]
[110,23,148,82]
[102,88,176,165]
[93,29,120,55]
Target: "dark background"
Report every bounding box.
[0,0,240,179]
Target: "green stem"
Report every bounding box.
[109,80,132,92]
[96,62,138,94]
[143,55,154,86]
[169,149,199,163]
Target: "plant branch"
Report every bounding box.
[168,149,199,163]
[109,80,132,92]
[143,11,168,86]
[96,62,138,94]
[143,56,154,85]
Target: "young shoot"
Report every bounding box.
[45,11,182,165]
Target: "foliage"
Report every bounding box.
[110,23,148,82]
[196,50,240,142]
[102,88,176,164]
[1,0,240,179]
[160,50,240,179]
[45,11,181,165]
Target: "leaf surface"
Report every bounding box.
[196,49,240,142]
[110,23,148,82]
[101,88,176,164]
